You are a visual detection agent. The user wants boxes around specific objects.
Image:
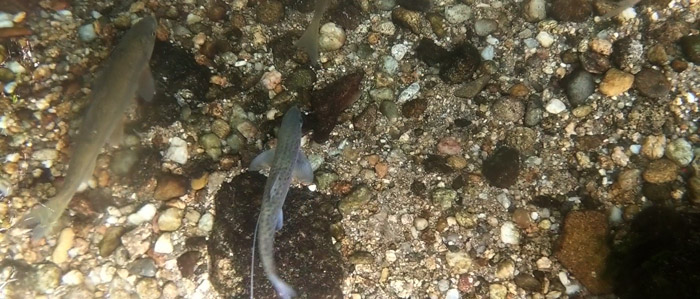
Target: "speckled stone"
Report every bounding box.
[391,7,421,34]
[256,0,284,25]
[634,68,671,99]
[431,188,457,210]
[599,68,634,97]
[338,185,372,214]
[492,98,525,122]
[665,138,694,166]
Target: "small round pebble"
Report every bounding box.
[524,0,546,22]
[78,23,97,42]
[154,233,174,254]
[61,269,84,285]
[665,138,693,166]
[157,208,184,232]
[398,82,420,103]
[474,19,498,36]
[135,278,161,299]
[500,221,521,244]
[599,68,634,96]
[198,213,214,232]
[446,289,461,299]
[414,217,428,230]
[128,204,157,225]
[641,135,666,159]
[536,31,554,48]
[545,99,567,114]
[319,22,346,51]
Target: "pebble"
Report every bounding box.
[154,174,187,201]
[446,251,472,274]
[391,44,408,60]
[211,119,231,140]
[665,138,693,166]
[35,263,61,293]
[437,137,462,156]
[680,35,700,64]
[256,0,284,25]
[599,68,634,96]
[200,133,222,160]
[348,251,374,264]
[454,75,490,99]
[135,278,161,299]
[545,99,567,114]
[500,221,521,244]
[32,148,58,161]
[127,204,157,226]
[492,98,525,122]
[186,13,202,25]
[455,210,476,228]
[377,0,397,11]
[564,69,595,107]
[641,135,666,159]
[157,208,184,231]
[524,0,546,22]
[391,7,421,34]
[198,213,214,232]
[78,23,97,42]
[446,289,460,299]
[612,37,643,74]
[483,147,521,188]
[398,83,420,104]
[536,31,554,48]
[432,188,457,210]
[319,22,346,51]
[99,226,125,257]
[162,282,179,299]
[338,185,372,214]
[165,137,188,164]
[489,283,508,299]
[646,43,668,65]
[474,19,498,36]
[495,259,515,279]
[52,227,74,264]
[480,45,495,60]
[445,4,472,24]
[379,100,400,123]
[382,55,399,75]
[536,256,552,269]
[61,269,84,285]
[154,233,174,254]
[505,127,537,154]
[128,258,158,277]
[634,68,671,99]
[643,158,678,184]
[551,0,591,22]
[414,217,428,230]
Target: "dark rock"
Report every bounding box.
[580,51,611,74]
[411,180,426,195]
[352,104,378,132]
[440,42,481,84]
[641,182,673,204]
[555,211,612,295]
[329,1,363,30]
[208,172,344,298]
[397,0,431,12]
[309,72,364,143]
[177,251,201,279]
[423,154,452,174]
[401,98,428,118]
[271,35,309,65]
[576,135,604,151]
[563,69,595,107]
[634,68,671,99]
[415,38,450,66]
[284,0,315,13]
[551,0,592,22]
[128,258,158,277]
[514,273,541,292]
[679,35,700,64]
[482,147,520,188]
[609,207,700,299]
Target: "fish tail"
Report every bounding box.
[17,187,77,240]
[250,217,260,299]
[269,274,297,299]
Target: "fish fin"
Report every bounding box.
[270,275,297,299]
[250,148,275,171]
[137,65,155,102]
[250,215,260,299]
[276,209,284,231]
[292,151,314,184]
[17,191,72,240]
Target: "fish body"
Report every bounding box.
[249,106,313,299]
[295,0,330,66]
[19,16,157,240]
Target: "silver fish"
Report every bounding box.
[18,16,157,240]
[295,0,330,67]
[249,106,314,299]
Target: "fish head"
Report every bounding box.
[127,15,158,51]
[282,106,303,129]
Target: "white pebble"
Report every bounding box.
[391,44,408,61]
[186,13,202,25]
[6,61,26,74]
[414,218,428,231]
[78,23,97,42]
[536,256,552,269]
[154,233,174,254]
[545,99,567,114]
[630,144,641,154]
[481,45,495,60]
[398,83,420,104]
[319,22,346,51]
[385,250,397,263]
[609,206,623,224]
[446,289,461,299]
[445,4,472,24]
[127,204,157,225]
[198,213,214,232]
[3,81,16,94]
[62,270,84,285]
[500,222,520,245]
[536,31,554,48]
[165,137,188,164]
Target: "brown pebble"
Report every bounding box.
[634,68,671,99]
[402,98,428,118]
[375,162,389,179]
[437,137,462,156]
[154,174,188,201]
[551,0,592,22]
[391,7,421,35]
[509,83,529,98]
[646,44,668,65]
[512,208,532,229]
[256,0,284,25]
[670,59,688,72]
[599,68,634,97]
[643,158,679,184]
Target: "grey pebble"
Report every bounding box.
[128,258,158,277]
[564,69,595,107]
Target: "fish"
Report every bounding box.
[17,16,157,240]
[295,0,330,67]
[249,106,314,299]
[602,0,641,19]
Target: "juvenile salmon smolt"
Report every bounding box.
[249,106,314,299]
[17,16,157,240]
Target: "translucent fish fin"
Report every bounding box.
[250,148,275,171]
[292,151,314,184]
[270,275,297,299]
[276,209,284,231]
[137,65,155,102]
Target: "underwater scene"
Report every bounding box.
[0,0,699,298]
